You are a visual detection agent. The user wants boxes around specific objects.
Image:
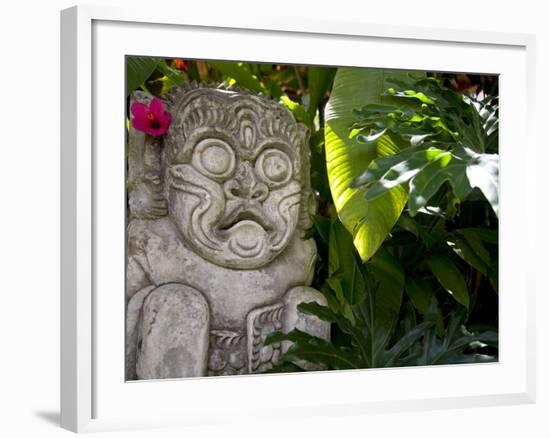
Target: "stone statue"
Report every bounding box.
[126,84,330,380]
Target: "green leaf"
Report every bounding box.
[368,249,405,353]
[395,215,418,236]
[319,283,342,313]
[405,276,433,314]
[464,227,497,245]
[408,158,471,216]
[385,89,436,105]
[279,95,310,125]
[298,302,357,336]
[446,238,487,274]
[265,328,316,345]
[156,61,185,86]
[263,78,284,99]
[465,152,499,217]
[325,277,356,325]
[209,61,268,94]
[351,144,429,187]
[126,56,159,95]
[299,301,370,366]
[313,215,330,246]
[351,76,499,220]
[307,67,336,118]
[488,266,499,293]
[324,68,416,261]
[309,129,331,201]
[267,329,360,370]
[327,217,366,304]
[362,148,451,201]
[282,343,358,370]
[381,321,434,367]
[264,362,305,373]
[427,255,470,308]
[456,229,491,266]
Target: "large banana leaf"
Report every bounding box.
[324,68,414,261]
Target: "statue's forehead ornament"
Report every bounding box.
[163,87,306,167]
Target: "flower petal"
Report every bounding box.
[131,117,150,133]
[130,98,171,136]
[149,98,165,118]
[130,101,149,119]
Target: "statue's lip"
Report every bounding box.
[219,206,273,232]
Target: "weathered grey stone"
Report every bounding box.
[136,283,209,379]
[126,84,330,379]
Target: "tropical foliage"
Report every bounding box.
[126,56,499,371]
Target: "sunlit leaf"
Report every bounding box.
[362,148,451,201]
[385,89,436,104]
[408,158,471,216]
[324,68,417,261]
[279,95,310,125]
[465,152,499,217]
[209,61,268,94]
[156,60,185,86]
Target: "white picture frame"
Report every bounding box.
[60,4,536,433]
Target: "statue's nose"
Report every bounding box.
[224,161,268,202]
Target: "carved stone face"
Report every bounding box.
[163,88,309,269]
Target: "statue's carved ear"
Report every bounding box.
[127,91,168,220]
[296,122,316,233]
[296,123,309,147]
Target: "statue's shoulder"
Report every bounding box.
[280,234,317,275]
[297,235,317,259]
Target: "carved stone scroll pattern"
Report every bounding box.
[207,330,247,376]
[247,303,284,373]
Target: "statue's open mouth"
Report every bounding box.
[219,207,273,233]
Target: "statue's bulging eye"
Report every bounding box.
[264,154,288,182]
[202,145,231,174]
[192,138,236,179]
[256,149,292,186]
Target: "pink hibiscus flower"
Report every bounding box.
[130,97,172,137]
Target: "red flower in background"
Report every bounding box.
[131,98,172,137]
[173,59,189,72]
